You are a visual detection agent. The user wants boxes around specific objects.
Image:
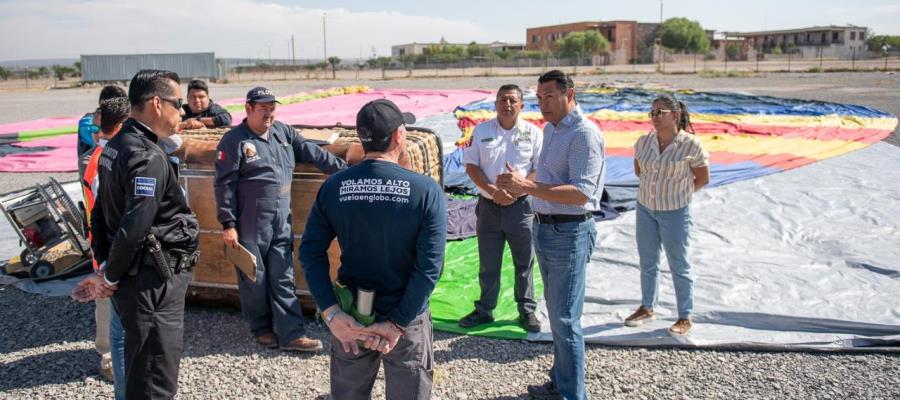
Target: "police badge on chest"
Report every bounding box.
[242,142,261,163]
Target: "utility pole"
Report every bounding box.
[292,35,296,65]
[819,46,823,69]
[657,0,664,72]
[323,12,328,63]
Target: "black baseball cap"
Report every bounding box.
[356,99,416,146]
[246,86,280,103]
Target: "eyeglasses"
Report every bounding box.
[649,109,673,118]
[158,96,183,110]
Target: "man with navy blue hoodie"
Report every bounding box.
[300,99,446,400]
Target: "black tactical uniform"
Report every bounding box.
[91,118,199,400]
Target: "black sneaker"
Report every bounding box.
[520,312,541,333]
[458,311,494,328]
[527,381,562,399]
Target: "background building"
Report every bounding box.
[391,38,524,59]
[724,25,869,59]
[526,21,668,64]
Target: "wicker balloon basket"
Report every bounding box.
[171,125,443,312]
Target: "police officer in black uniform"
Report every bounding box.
[86,69,199,400]
[214,87,346,351]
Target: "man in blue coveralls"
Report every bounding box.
[300,99,446,400]
[214,87,347,352]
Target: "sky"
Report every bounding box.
[2,0,899,62]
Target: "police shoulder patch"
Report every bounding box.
[134,177,157,197]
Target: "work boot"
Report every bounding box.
[458,311,494,328]
[520,312,541,333]
[668,318,693,335]
[281,336,324,352]
[624,305,655,327]
[526,381,562,399]
[255,332,278,349]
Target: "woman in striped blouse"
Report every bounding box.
[624,94,710,335]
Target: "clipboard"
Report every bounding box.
[224,243,257,282]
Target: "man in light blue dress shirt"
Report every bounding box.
[497,70,605,400]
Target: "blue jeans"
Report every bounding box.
[636,203,694,319]
[533,218,596,400]
[109,302,126,400]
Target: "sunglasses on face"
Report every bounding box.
[158,96,183,110]
[649,109,674,118]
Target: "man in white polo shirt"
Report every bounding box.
[458,84,543,332]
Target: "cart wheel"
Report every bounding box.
[29,260,54,279]
[20,249,38,268]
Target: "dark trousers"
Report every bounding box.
[237,197,306,346]
[112,267,191,400]
[236,236,306,345]
[474,196,537,316]
[330,312,434,400]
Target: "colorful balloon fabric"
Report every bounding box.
[452,87,899,190]
[0,87,491,172]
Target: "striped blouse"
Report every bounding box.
[634,130,709,211]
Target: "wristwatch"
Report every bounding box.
[324,309,339,324]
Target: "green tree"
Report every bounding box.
[866,34,900,52]
[467,42,487,59]
[366,56,393,69]
[422,44,468,63]
[519,50,549,60]
[327,56,341,79]
[52,64,75,80]
[37,66,49,78]
[659,17,710,53]
[396,54,417,69]
[725,44,740,60]
[73,61,82,76]
[0,66,10,80]
[555,31,610,58]
[785,43,799,54]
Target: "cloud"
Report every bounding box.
[824,4,900,31]
[0,0,496,61]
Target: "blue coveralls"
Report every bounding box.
[214,120,346,344]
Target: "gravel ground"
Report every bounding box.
[0,287,897,399]
[1,73,899,399]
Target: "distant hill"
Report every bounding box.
[0,58,79,69]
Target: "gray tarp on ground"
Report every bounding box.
[529,142,900,350]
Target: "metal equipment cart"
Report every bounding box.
[0,178,91,279]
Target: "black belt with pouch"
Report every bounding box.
[145,233,200,281]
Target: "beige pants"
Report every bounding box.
[94,298,112,370]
